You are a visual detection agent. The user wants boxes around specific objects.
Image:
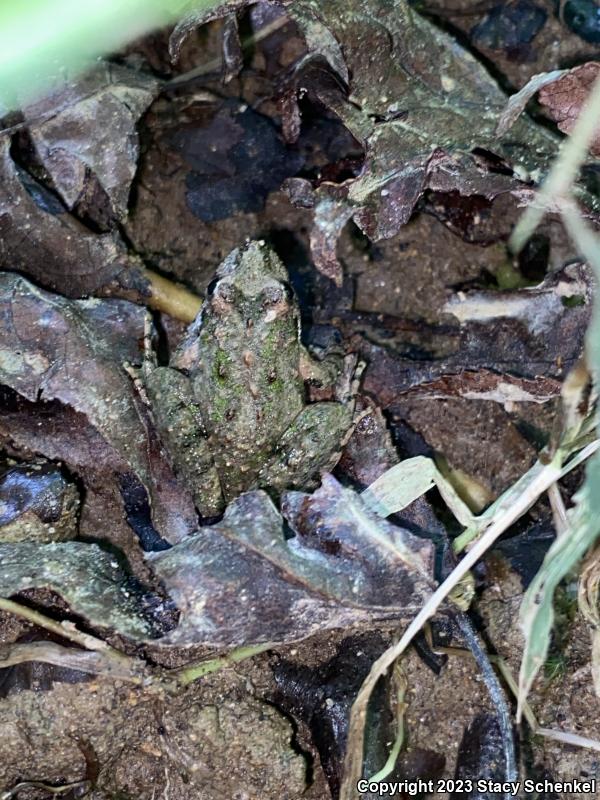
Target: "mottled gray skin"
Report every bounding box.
[143,241,353,517]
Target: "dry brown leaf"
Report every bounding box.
[538,62,600,156]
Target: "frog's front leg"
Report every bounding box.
[257,402,353,494]
[299,344,344,388]
[143,365,225,519]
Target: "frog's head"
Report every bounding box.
[208,240,295,324]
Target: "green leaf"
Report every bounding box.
[361,456,474,527]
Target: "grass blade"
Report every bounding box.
[0,0,213,110]
[518,453,600,717]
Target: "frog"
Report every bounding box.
[139,240,359,518]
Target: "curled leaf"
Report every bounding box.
[24,62,159,224]
[0,139,142,297]
[538,62,600,156]
[496,69,567,137]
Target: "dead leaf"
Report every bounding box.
[336,401,399,488]
[23,62,159,224]
[0,463,79,543]
[335,261,592,414]
[496,69,567,137]
[284,0,560,281]
[0,475,435,648]
[538,62,600,156]
[399,370,561,406]
[151,475,435,647]
[0,274,197,543]
[0,541,156,640]
[0,139,151,299]
[171,99,304,221]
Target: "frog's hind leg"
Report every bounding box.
[257,401,353,494]
[144,365,225,519]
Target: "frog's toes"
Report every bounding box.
[334,353,365,408]
[123,361,152,406]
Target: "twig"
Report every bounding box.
[428,642,600,754]
[0,595,274,690]
[455,614,518,791]
[0,640,144,682]
[0,598,131,664]
[535,727,600,751]
[173,642,273,686]
[1,780,91,799]
[141,267,202,323]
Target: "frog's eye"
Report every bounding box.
[261,283,291,309]
[262,287,284,307]
[211,280,235,305]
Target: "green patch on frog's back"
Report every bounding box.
[212,348,232,386]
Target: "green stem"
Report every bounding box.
[174,643,273,686]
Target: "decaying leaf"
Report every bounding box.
[153,476,434,646]
[0,541,155,640]
[443,261,592,336]
[496,69,568,137]
[498,62,600,155]
[172,99,304,221]
[538,62,600,157]
[288,0,559,281]
[0,475,435,648]
[469,0,547,54]
[0,273,197,543]
[0,139,151,299]
[336,401,398,488]
[23,62,159,224]
[0,463,79,543]
[169,0,561,283]
[345,261,591,428]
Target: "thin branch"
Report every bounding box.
[0,640,144,682]
[0,597,274,691]
[141,267,202,323]
[1,780,91,800]
[0,597,140,672]
[173,642,273,686]
[1,597,112,652]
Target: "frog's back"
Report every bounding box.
[186,241,307,499]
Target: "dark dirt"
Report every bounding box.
[1,0,600,798]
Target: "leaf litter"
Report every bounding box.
[2,0,600,798]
